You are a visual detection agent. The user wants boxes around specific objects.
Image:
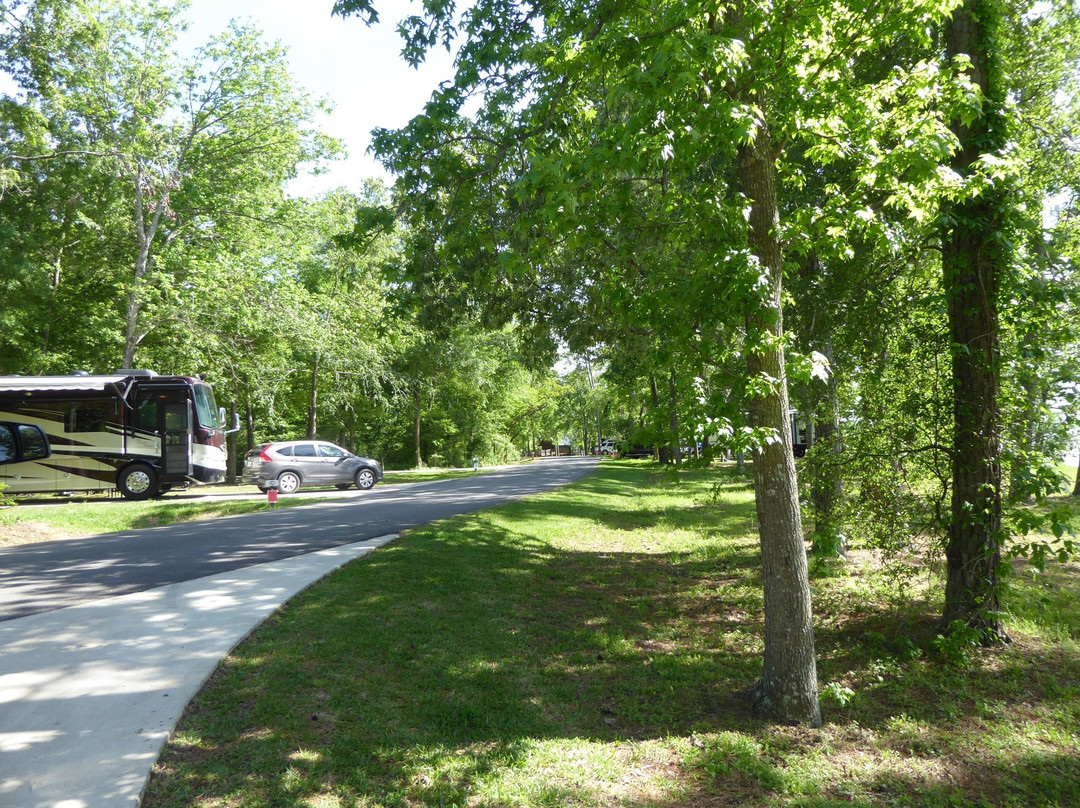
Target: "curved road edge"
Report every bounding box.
[0,535,398,808]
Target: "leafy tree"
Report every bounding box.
[0,0,334,369]
[336,0,979,725]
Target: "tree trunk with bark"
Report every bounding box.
[414,386,424,468]
[941,0,1007,641]
[307,354,320,439]
[226,401,239,484]
[245,399,255,451]
[651,375,669,464]
[737,117,822,727]
[669,371,681,466]
[122,164,170,369]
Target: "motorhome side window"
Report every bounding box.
[66,400,118,433]
[135,399,158,433]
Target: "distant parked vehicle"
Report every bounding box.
[242,440,383,494]
[618,443,655,459]
[595,439,617,455]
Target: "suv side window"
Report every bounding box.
[294,444,317,457]
[277,445,294,456]
[0,425,13,463]
[18,425,49,460]
[318,444,345,458]
[0,423,50,464]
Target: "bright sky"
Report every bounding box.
[182,0,456,196]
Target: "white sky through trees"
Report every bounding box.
[183,0,455,195]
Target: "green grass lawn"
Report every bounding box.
[140,462,1080,808]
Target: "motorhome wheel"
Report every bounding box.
[118,464,158,500]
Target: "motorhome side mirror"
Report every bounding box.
[217,407,240,434]
[217,406,241,434]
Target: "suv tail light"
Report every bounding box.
[259,447,273,463]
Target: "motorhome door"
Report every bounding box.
[162,399,193,477]
[133,386,193,478]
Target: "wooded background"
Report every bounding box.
[4,0,1080,723]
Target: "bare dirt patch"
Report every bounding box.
[0,518,81,547]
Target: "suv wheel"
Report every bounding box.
[277,471,301,494]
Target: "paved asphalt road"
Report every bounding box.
[0,457,599,623]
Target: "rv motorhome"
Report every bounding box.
[0,370,233,499]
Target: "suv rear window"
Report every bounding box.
[294,444,316,457]
[277,445,295,456]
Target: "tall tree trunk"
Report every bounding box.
[307,354,320,439]
[122,285,143,370]
[737,115,821,727]
[122,168,167,369]
[669,371,681,466]
[345,407,357,454]
[941,0,1007,641]
[42,203,77,357]
[650,374,668,464]
[414,386,424,468]
[226,401,239,485]
[1073,456,1080,498]
[245,399,255,451]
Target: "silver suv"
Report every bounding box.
[242,440,383,494]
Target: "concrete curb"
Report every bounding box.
[0,534,398,808]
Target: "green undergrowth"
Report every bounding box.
[142,461,1080,808]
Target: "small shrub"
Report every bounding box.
[930,620,984,667]
[820,681,856,708]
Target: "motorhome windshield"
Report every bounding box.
[192,383,221,430]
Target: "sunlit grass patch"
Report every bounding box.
[143,461,1080,808]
